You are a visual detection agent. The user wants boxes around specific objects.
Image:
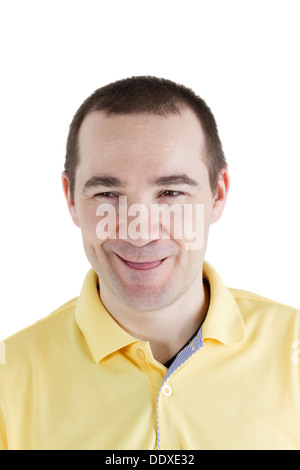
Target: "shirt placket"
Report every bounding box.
[156,327,204,449]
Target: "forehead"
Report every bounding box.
[76,110,207,184]
[79,108,205,153]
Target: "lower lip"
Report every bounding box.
[117,255,165,271]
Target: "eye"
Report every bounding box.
[94,192,118,200]
[159,190,185,198]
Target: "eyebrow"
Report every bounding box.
[150,174,199,187]
[82,175,125,193]
[82,173,199,193]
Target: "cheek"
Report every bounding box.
[77,204,103,243]
[168,203,210,250]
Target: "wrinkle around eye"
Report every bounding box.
[92,190,188,204]
[94,192,120,201]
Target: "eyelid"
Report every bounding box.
[93,189,187,200]
[158,190,186,198]
[94,191,119,199]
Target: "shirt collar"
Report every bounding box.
[75,261,245,363]
[75,269,138,364]
[202,261,245,345]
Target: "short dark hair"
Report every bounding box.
[64,76,227,199]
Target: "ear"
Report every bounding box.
[61,171,81,228]
[210,168,230,225]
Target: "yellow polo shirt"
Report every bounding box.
[0,261,299,450]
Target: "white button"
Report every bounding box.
[162,384,173,397]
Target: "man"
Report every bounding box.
[0,76,299,450]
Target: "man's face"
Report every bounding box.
[63,109,228,311]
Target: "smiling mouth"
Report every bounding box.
[116,254,166,271]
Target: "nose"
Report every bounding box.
[118,196,162,246]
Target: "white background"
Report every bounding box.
[0,0,299,340]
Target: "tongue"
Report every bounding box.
[125,260,162,270]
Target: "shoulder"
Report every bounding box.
[0,297,78,373]
[229,287,299,311]
[229,287,300,329]
[5,297,77,340]
[0,296,81,434]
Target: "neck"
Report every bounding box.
[99,270,209,365]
